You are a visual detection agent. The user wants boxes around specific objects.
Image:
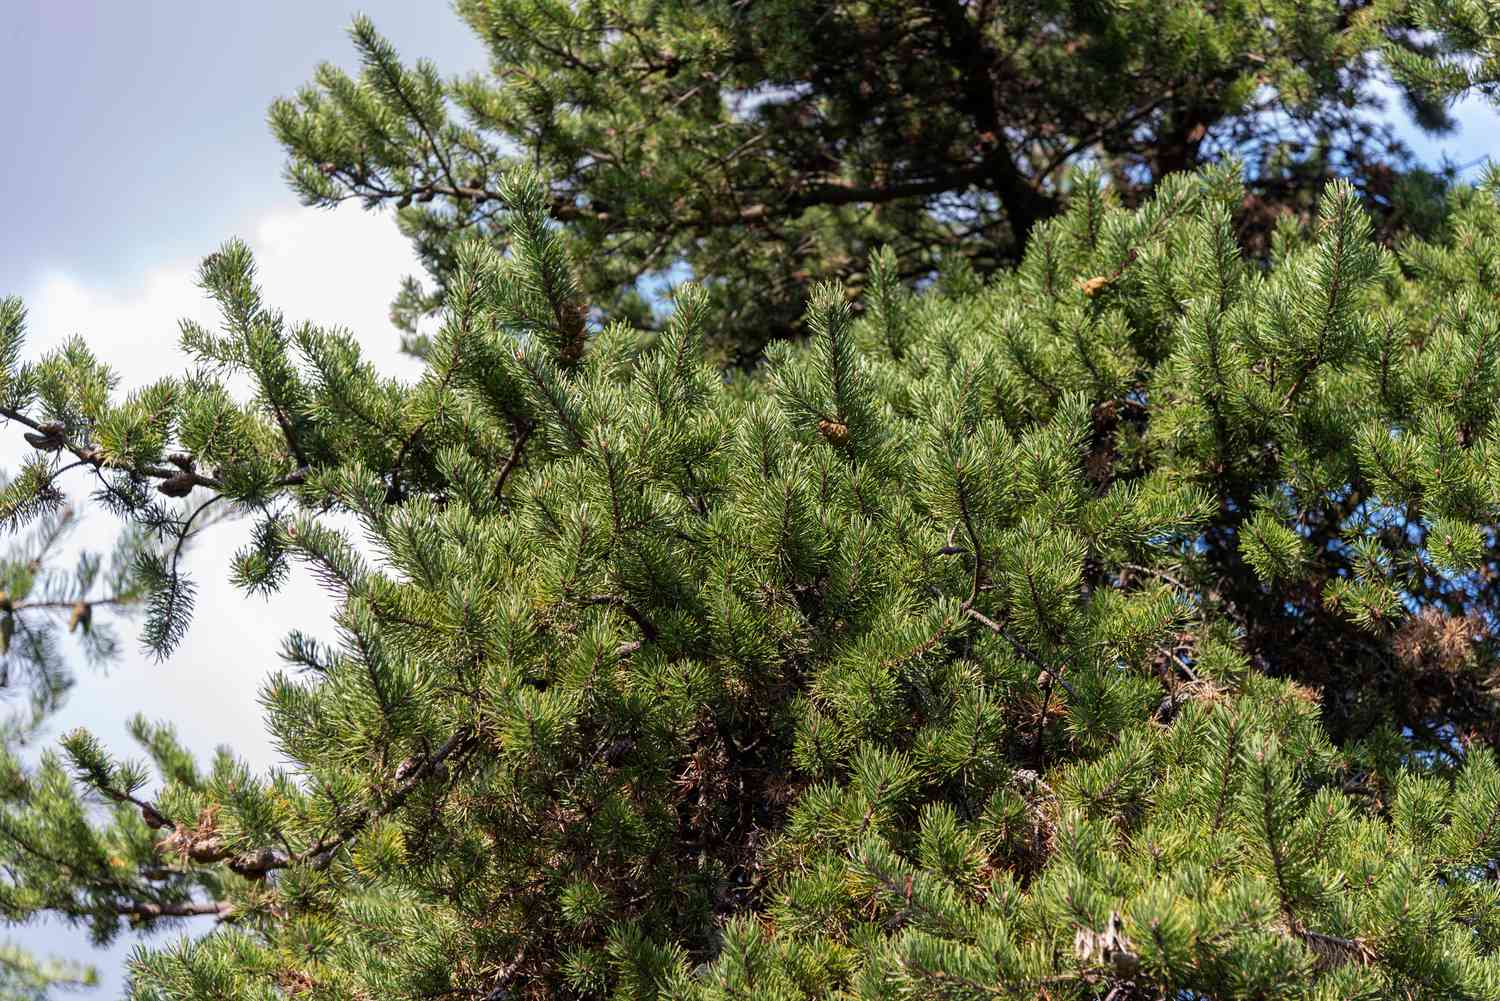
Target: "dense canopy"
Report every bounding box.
[4,2,1500,999]
[274,0,1493,362]
[0,164,1498,997]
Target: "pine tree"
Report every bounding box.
[1389,1,1500,104]
[270,1,1486,362]
[0,162,1499,998]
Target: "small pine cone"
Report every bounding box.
[167,452,195,471]
[394,757,421,783]
[229,848,278,880]
[817,418,850,447]
[1077,275,1110,298]
[23,423,66,452]
[140,803,169,830]
[1035,670,1052,689]
[0,613,12,655]
[318,161,338,176]
[68,601,91,635]
[157,473,196,498]
[277,970,318,997]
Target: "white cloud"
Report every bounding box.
[26,205,422,386]
[7,203,427,772]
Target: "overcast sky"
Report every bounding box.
[2,2,1498,992]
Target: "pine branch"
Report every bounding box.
[579,594,659,644]
[113,899,233,920]
[2,407,308,491]
[131,727,475,879]
[491,423,533,503]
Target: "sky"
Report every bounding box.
[0,2,486,989]
[1,2,1498,993]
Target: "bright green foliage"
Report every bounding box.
[272,1,1478,363]
[0,167,1498,998]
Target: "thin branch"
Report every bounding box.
[579,594,659,643]
[494,423,534,500]
[145,727,475,878]
[2,408,308,490]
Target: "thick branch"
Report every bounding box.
[923,0,1055,243]
[114,898,233,920]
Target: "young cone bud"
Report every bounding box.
[1077,275,1110,297]
[157,473,196,498]
[818,418,850,447]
